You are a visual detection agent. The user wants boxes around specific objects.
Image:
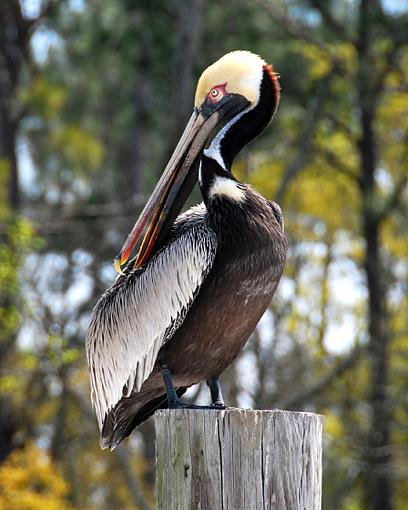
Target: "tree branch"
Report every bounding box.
[308,0,353,42]
[67,388,154,510]
[276,344,362,409]
[274,78,330,203]
[325,111,355,139]
[376,172,408,224]
[115,445,154,510]
[318,147,360,183]
[257,0,330,53]
[257,0,346,73]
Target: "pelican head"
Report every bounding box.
[195,50,273,110]
[115,50,280,271]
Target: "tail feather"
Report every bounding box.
[101,387,187,450]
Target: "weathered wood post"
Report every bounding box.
[155,409,323,509]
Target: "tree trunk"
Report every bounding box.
[357,1,393,508]
[0,3,27,210]
[0,2,29,462]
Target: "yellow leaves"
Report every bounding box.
[314,125,358,175]
[345,239,364,264]
[294,41,356,79]
[248,159,283,199]
[318,129,355,162]
[20,352,39,371]
[381,216,408,259]
[378,51,408,176]
[50,124,104,173]
[332,42,356,74]
[286,164,358,232]
[0,307,18,344]
[296,43,331,79]
[20,76,104,175]
[0,444,74,510]
[0,159,11,220]
[0,248,16,292]
[246,127,359,240]
[0,374,20,394]
[378,87,408,174]
[8,216,37,248]
[325,411,344,439]
[378,84,408,149]
[0,217,38,293]
[21,77,66,120]
[381,91,408,126]
[46,335,81,368]
[21,76,104,174]
[0,216,40,343]
[62,348,81,364]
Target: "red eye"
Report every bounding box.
[208,83,227,102]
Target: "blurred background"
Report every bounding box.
[1,0,407,509]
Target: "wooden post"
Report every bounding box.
[155,409,323,510]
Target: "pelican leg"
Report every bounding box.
[207,378,226,409]
[160,364,227,411]
[159,363,181,408]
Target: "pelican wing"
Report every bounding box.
[86,207,216,429]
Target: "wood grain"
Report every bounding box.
[155,408,323,510]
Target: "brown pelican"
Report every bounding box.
[86,51,287,449]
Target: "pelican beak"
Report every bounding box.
[115,109,221,271]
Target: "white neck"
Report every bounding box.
[209,175,245,202]
[203,106,251,171]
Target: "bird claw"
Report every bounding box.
[168,401,227,411]
[210,401,227,410]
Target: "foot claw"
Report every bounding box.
[168,402,227,411]
[211,401,227,409]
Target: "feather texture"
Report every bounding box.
[86,206,216,430]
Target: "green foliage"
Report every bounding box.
[50,124,104,173]
[0,217,39,344]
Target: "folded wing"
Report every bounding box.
[86,213,216,430]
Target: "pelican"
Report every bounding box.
[86,51,287,449]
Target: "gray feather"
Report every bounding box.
[86,205,216,430]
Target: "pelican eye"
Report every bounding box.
[207,83,227,102]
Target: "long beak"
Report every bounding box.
[115,109,220,271]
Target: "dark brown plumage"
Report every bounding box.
[86,51,287,450]
[101,188,286,448]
